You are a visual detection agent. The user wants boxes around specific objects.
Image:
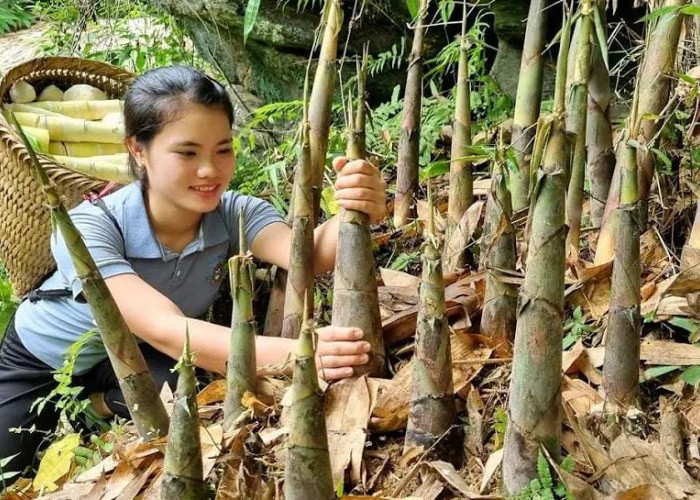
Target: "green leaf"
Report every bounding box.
[638,5,683,23]
[243,0,261,45]
[681,5,700,16]
[681,366,700,387]
[592,2,609,71]
[406,0,419,20]
[320,185,339,218]
[640,365,680,383]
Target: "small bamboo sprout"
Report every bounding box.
[510,0,549,211]
[565,0,593,262]
[223,212,257,430]
[503,9,572,494]
[332,47,386,376]
[404,184,459,464]
[162,330,206,499]
[394,0,428,228]
[12,114,169,440]
[596,0,686,265]
[479,129,517,345]
[443,4,473,274]
[282,94,314,339]
[284,308,334,500]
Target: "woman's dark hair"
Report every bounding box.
[124,66,234,183]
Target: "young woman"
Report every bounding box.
[0,66,387,472]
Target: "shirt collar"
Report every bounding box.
[119,182,230,259]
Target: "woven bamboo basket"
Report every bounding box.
[0,56,134,297]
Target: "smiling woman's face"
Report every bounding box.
[129,101,235,216]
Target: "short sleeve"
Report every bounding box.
[220,192,285,249]
[50,203,135,299]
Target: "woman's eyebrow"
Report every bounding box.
[170,138,231,148]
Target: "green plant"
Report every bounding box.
[35,0,209,74]
[514,450,573,500]
[0,263,17,341]
[562,306,594,350]
[0,0,33,35]
[388,251,421,272]
[493,405,507,450]
[31,328,107,430]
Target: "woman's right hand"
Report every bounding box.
[314,326,372,380]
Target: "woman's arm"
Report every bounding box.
[251,157,387,273]
[104,273,371,379]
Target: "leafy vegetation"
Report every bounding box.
[0,0,33,35]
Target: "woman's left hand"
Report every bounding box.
[333,157,388,223]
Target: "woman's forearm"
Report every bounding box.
[313,215,340,274]
[145,314,296,373]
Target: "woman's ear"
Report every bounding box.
[125,136,147,168]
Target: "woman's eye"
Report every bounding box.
[218,148,233,155]
[177,151,196,158]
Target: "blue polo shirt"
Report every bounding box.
[14,182,284,374]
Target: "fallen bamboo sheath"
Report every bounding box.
[11,113,169,441]
[162,331,206,499]
[331,48,386,377]
[223,212,258,430]
[284,314,334,500]
[48,141,126,157]
[28,99,123,120]
[8,111,124,143]
[49,154,131,183]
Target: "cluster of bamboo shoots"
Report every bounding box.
[3,81,129,183]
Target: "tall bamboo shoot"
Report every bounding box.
[565,0,593,262]
[503,11,572,493]
[223,212,257,429]
[480,129,517,345]
[283,312,334,500]
[282,106,314,339]
[443,5,473,273]
[394,0,428,228]
[596,0,686,264]
[510,0,549,211]
[331,49,386,376]
[405,185,459,464]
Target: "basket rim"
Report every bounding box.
[0,55,134,183]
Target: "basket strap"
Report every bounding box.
[22,198,123,303]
